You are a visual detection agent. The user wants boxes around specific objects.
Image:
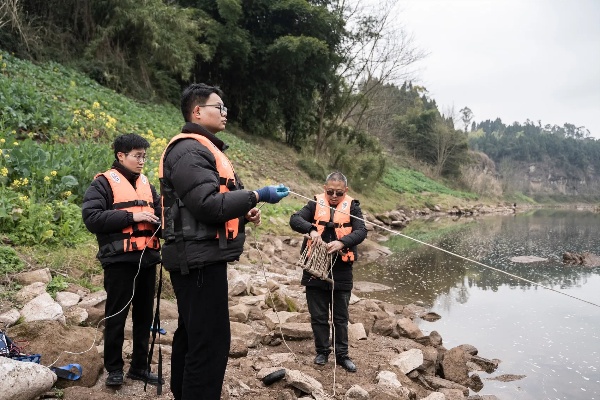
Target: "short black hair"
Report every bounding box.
[112,133,150,160]
[180,83,224,122]
[326,171,347,186]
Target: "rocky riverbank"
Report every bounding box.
[0,230,513,400]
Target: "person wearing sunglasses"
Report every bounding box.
[82,133,162,387]
[159,83,289,400]
[289,171,368,373]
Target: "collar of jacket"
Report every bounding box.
[181,122,229,152]
[111,160,140,186]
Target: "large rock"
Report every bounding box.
[0,357,57,400]
[14,268,52,285]
[78,291,107,308]
[285,369,325,398]
[345,384,369,400]
[230,321,261,347]
[278,322,313,340]
[348,323,367,341]
[263,310,299,330]
[390,348,423,374]
[228,273,251,296]
[20,293,65,324]
[7,321,103,388]
[442,347,470,386]
[15,282,47,303]
[0,308,21,329]
[55,291,81,308]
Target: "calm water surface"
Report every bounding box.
[355,209,600,399]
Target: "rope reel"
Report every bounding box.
[296,237,334,283]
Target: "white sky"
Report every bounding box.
[394,0,600,137]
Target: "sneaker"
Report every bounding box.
[105,369,124,386]
[126,368,164,386]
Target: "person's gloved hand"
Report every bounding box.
[255,184,290,204]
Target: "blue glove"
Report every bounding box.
[255,184,290,204]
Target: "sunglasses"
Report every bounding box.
[325,189,345,197]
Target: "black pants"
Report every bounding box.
[306,286,351,358]
[103,263,156,372]
[169,264,230,400]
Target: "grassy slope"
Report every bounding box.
[0,51,498,289]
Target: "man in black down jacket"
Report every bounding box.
[82,133,162,387]
[289,171,367,373]
[160,83,289,400]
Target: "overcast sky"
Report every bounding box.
[393,0,600,137]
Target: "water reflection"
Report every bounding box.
[359,210,600,306]
[355,210,600,399]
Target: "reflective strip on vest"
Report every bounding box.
[96,170,160,253]
[309,193,355,262]
[159,133,239,242]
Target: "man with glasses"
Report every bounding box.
[159,83,289,400]
[82,133,162,387]
[289,171,368,372]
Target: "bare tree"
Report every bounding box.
[0,0,34,50]
[313,0,426,155]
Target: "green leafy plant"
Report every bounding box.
[0,245,24,274]
[47,275,69,297]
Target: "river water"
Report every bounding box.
[355,209,600,399]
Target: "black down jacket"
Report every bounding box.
[160,122,257,272]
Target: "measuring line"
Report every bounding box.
[288,191,600,309]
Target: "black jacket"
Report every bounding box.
[289,197,367,290]
[160,122,257,272]
[82,161,161,268]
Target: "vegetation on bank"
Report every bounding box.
[0,50,494,294]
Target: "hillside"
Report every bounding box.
[0,50,488,220]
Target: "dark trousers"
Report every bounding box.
[103,263,156,372]
[169,264,230,400]
[306,286,351,358]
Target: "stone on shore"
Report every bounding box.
[0,357,57,400]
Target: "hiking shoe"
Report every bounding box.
[105,369,124,386]
[314,353,328,365]
[127,368,164,386]
[336,356,357,372]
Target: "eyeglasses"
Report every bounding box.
[126,153,147,163]
[325,189,345,197]
[198,104,228,116]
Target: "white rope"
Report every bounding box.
[45,225,162,368]
[288,191,600,309]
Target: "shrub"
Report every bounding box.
[0,245,24,274]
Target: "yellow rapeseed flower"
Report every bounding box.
[11,179,20,187]
[11,130,15,134]
[51,170,57,176]
[63,191,72,198]
[22,178,29,185]
[92,101,100,109]
[0,138,5,144]
[13,142,18,146]
[44,176,51,183]
[0,167,8,176]
[19,195,29,202]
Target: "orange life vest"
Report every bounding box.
[96,169,160,254]
[159,133,239,243]
[309,193,355,262]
